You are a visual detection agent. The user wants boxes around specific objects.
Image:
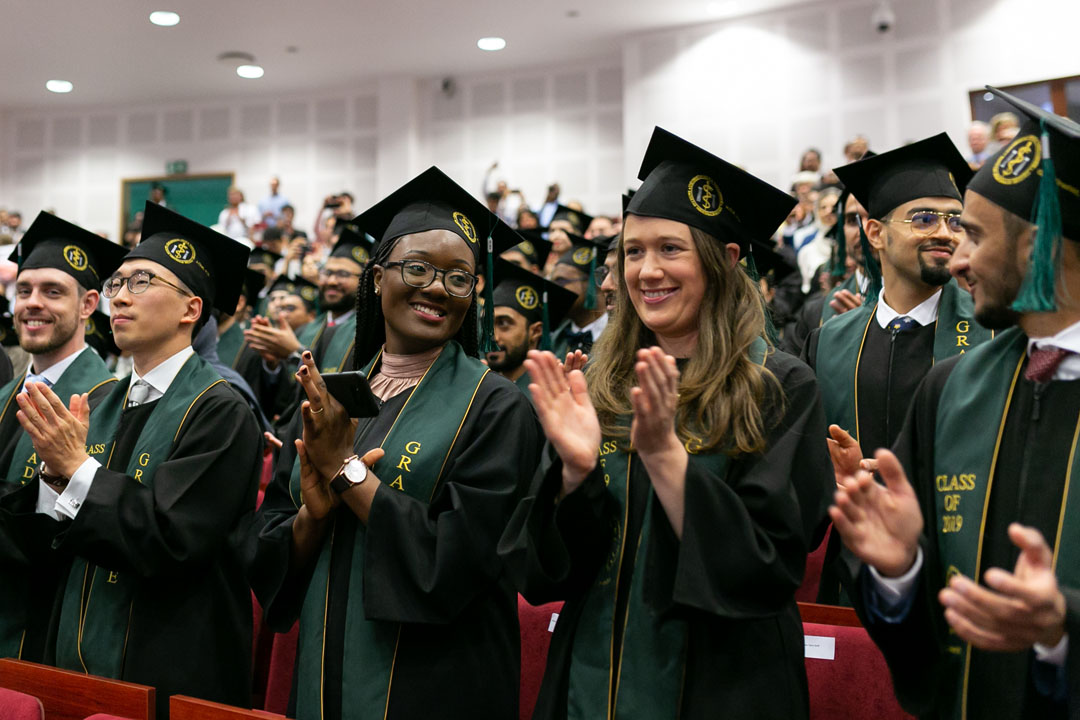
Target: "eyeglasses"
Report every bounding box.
[102,270,192,298]
[383,260,477,298]
[594,265,612,288]
[885,210,964,235]
[320,268,362,280]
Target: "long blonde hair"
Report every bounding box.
[587,225,781,456]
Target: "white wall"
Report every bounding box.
[622,0,1080,192]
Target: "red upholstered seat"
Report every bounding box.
[84,715,136,720]
[0,687,44,720]
[262,622,299,716]
[518,595,563,720]
[251,593,275,709]
[803,621,914,720]
[796,524,831,603]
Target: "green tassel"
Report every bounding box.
[583,252,598,311]
[831,190,849,280]
[479,235,498,353]
[1012,120,1061,313]
[540,290,552,351]
[859,219,882,304]
[743,246,760,282]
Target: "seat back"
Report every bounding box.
[262,623,299,716]
[518,596,563,720]
[0,659,153,720]
[170,696,285,720]
[0,686,44,720]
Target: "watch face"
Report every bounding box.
[344,458,367,485]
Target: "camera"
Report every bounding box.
[872,1,895,33]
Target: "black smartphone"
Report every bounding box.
[320,371,381,418]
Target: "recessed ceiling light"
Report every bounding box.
[149,11,180,27]
[983,92,994,101]
[236,64,265,79]
[477,37,507,51]
[46,80,73,94]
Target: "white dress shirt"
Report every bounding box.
[23,345,89,390]
[36,346,195,521]
[875,288,942,330]
[568,312,609,342]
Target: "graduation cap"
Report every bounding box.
[492,258,577,352]
[556,233,609,310]
[621,190,636,216]
[248,247,282,271]
[832,133,972,220]
[329,222,375,267]
[130,202,251,318]
[968,86,1080,312]
[626,127,796,270]
[84,310,120,359]
[16,211,127,291]
[547,205,594,236]
[241,268,267,312]
[350,166,521,352]
[504,229,553,269]
[267,275,320,313]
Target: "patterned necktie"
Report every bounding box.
[127,379,150,408]
[889,315,919,333]
[21,374,52,393]
[1025,346,1070,383]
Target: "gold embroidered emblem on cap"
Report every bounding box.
[301,287,317,301]
[518,240,534,256]
[453,212,478,244]
[572,247,594,265]
[992,135,1041,186]
[687,175,723,217]
[351,246,369,264]
[515,285,539,310]
[85,316,96,334]
[165,238,196,264]
[63,245,88,272]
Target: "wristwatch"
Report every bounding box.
[330,455,368,494]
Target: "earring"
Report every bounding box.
[374,285,381,295]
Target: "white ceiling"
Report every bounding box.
[3,0,818,110]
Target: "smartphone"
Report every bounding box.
[321,371,381,418]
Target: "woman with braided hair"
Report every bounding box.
[245,167,542,720]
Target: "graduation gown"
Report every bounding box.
[245,342,543,720]
[0,355,262,719]
[499,349,834,720]
[0,349,11,388]
[844,329,1080,719]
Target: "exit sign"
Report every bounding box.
[166,160,188,175]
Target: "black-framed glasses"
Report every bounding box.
[383,260,477,297]
[885,210,964,235]
[102,270,192,298]
[319,268,362,280]
[594,265,612,288]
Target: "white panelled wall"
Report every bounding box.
[1,0,1078,238]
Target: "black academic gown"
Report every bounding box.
[246,371,543,720]
[0,351,11,388]
[781,293,825,357]
[499,351,833,720]
[845,355,1079,719]
[0,382,262,718]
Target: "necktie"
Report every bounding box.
[22,374,52,393]
[563,329,594,355]
[127,379,150,408]
[889,315,919,333]
[1025,346,1071,383]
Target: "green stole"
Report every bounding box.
[932,328,1080,720]
[819,273,860,325]
[290,341,489,719]
[0,349,117,659]
[815,281,991,446]
[0,349,117,487]
[566,338,764,720]
[320,314,357,373]
[513,371,533,403]
[216,320,247,369]
[54,354,225,679]
[297,313,327,351]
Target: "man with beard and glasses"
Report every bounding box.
[487,258,576,402]
[597,235,620,313]
[804,133,993,604]
[0,211,125,662]
[829,88,1080,720]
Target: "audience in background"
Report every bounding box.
[217,185,260,243]
[990,110,1020,144]
[966,120,992,168]
[258,176,291,227]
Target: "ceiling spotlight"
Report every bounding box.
[236,64,265,79]
[983,92,994,102]
[477,37,507,51]
[149,11,180,26]
[46,80,73,94]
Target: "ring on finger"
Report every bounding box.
[310,406,325,414]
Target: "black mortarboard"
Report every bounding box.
[84,310,120,359]
[350,166,521,351]
[833,133,972,220]
[492,258,577,351]
[597,234,619,253]
[746,239,798,283]
[129,201,251,317]
[621,190,636,216]
[16,212,127,291]
[505,229,553,269]
[627,127,796,256]
[329,222,375,267]
[556,233,609,310]
[547,205,594,236]
[968,86,1080,312]
[241,268,266,311]
[249,247,283,271]
[268,275,320,313]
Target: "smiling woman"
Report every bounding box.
[246,166,543,720]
